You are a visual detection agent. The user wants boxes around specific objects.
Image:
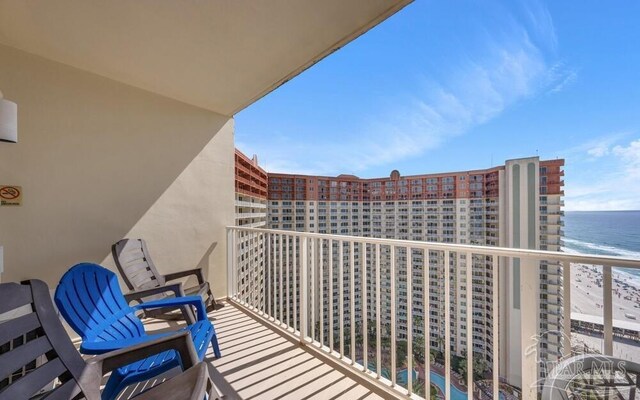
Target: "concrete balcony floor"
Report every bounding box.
[127,302,386,400]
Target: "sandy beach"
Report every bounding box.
[571,264,640,322]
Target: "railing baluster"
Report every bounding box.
[320,238,324,347]
[311,238,316,341]
[391,245,396,387]
[279,233,283,324]
[492,254,499,400]
[249,232,253,306]
[350,240,356,364]
[329,239,334,353]
[248,231,252,305]
[603,264,613,355]
[272,234,277,322]
[286,234,290,328]
[424,248,430,399]
[300,236,308,342]
[339,240,344,358]
[234,229,239,300]
[293,236,297,331]
[226,228,233,299]
[243,231,247,304]
[407,247,413,395]
[257,233,261,311]
[444,250,451,400]
[466,252,473,400]
[246,233,256,307]
[376,243,381,379]
[258,233,262,312]
[239,227,242,301]
[362,242,368,373]
[267,233,271,318]
[562,260,571,358]
[248,231,251,305]
[253,232,257,307]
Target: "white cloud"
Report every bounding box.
[564,136,640,211]
[563,132,629,160]
[566,198,640,212]
[239,1,573,176]
[587,144,609,158]
[548,69,577,93]
[613,139,640,178]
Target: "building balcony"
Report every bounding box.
[236,212,267,219]
[134,301,386,399]
[228,226,640,400]
[236,200,268,209]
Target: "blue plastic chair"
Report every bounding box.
[54,263,221,400]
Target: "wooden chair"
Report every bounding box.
[0,279,219,400]
[112,239,217,322]
[54,263,221,400]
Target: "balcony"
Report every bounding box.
[0,2,636,400]
[207,303,386,399]
[227,226,640,400]
[236,212,268,220]
[236,200,268,209]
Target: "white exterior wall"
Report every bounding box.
[0,45,235,297]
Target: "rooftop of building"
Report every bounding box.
[266,157,565,182]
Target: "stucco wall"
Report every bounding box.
[0,44,234,298]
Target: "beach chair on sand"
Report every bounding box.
[54,263,221,400]
[112,238,217,322]
[0,279,219,400]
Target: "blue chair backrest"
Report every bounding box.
[55,263,145,343]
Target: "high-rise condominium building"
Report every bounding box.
[266,157,564,387]
[234,149,268,308]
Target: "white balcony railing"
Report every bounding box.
[226,226,640,400]
[235,200,267,208]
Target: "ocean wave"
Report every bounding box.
[563,237,640,260]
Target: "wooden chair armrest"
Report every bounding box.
[124,283,196,324]
[124,282,186,304]
[88,331,199,376]
[134,296,207,322]
[164,268,205,284]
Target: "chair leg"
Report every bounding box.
[211,334,222,359]
[101,372,125,400]
[181,305,197,324]
[208,289,217,307]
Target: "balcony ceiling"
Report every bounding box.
[0,0,411,116]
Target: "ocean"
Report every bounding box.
[564,211,640,277]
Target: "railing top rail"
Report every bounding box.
[226,225,640,269]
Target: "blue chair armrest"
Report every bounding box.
[133,296,207,321]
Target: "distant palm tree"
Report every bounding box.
[396,340,408,368]
[473,355,489,380]
[413,335,426,364]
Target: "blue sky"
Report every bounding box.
[236,1,640,211]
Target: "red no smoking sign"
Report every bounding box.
[0,185,22,206]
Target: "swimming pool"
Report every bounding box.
[429,371,468,400]
[428,372,506,400]
[396,368,419,385]
[361,361,501,400]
